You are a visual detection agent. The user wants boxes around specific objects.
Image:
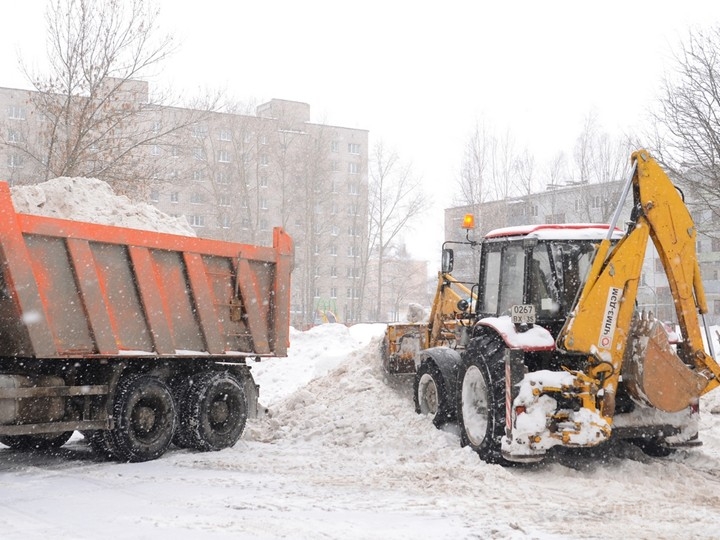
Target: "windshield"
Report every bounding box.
[530,240,598,319]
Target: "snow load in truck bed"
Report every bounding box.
[10,176,196,236]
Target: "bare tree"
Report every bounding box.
[455,121,528,210]
[455,121,491,208]
[6,0,216,194]
[570,113,631,222]
[649,27,720,231]
[366,141,429,320]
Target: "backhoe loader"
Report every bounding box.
[383,149,720,463]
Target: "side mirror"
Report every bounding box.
[442,248,454,274]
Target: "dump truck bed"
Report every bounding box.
[0,182,293,360]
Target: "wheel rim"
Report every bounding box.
[461,365,490,447]
[127,390,173,447]
[206,385,239,433]
[201,379,245,440]
[417,373,439,415]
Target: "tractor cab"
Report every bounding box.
[474,224,623,336]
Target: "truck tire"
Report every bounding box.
[456,334,509,465]
[83,430,114,459]
[414,361,453,427]
[179,371,247,451]
[0,431,73,452]
[106,374,176,462]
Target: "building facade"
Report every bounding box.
[0,81,369,328]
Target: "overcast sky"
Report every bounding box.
[3,1,720,261]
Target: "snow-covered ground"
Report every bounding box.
[3,323,720,539]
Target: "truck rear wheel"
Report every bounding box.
[106,374,176,462]
[0,431,73,452]
[178,371,247,451]
[456,334,509,464]
[414,361,453,427]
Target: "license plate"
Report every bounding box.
[511,304,536,325]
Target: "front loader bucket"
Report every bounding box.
[623,315,708,412]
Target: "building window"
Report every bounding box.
[219,194,231,207]
[190,192,205,205]
[8,154,23,168]
[170,191,179,203]
[191,125,208,138]
[260,197,268,210]
[218,150,230,163]
[193,170,203,182]
[331,161,340,172]
[193,148,206,161]
[592,195,601,209]
[153,121,161,133]
[149,189,160,203]
[241,217,250,229]
[348,143,360,154]
[348,183,359,195]
[219,129,231,141]
[7,105,26,120]
[347,203,358,216]
[220,214,231,229]
[348,162,359,174]
[347,245,359,257]
[260,218,268,231]
[259,173,268,187]
[216,172,230,184]
[330,266,337,278]
[171,146,180,158]
[260,134,268,145]
[150,145,161,156]
[331,141,339,152]
[330,287,337,299]
[260,154,269,166]
[330,244,337,256]
[331,225,339,236]
[189,215,205,227]
[545,213,565,223]
[7,129,21,143]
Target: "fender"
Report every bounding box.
[476,316,555,352]
[416,346,463,400]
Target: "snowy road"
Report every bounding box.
[2,324,720,539]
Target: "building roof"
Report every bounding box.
[484,223,623,241]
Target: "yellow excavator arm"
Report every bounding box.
[559,150,720,419]
[382,271,476,373]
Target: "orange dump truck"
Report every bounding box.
[0,182,293,461]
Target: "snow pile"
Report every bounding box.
[11,177,195,236]
[247,324,515,470]
[4,323,720,538]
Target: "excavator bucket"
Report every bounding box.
[623,315,708,412]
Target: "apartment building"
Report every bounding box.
[0,81,369,327]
